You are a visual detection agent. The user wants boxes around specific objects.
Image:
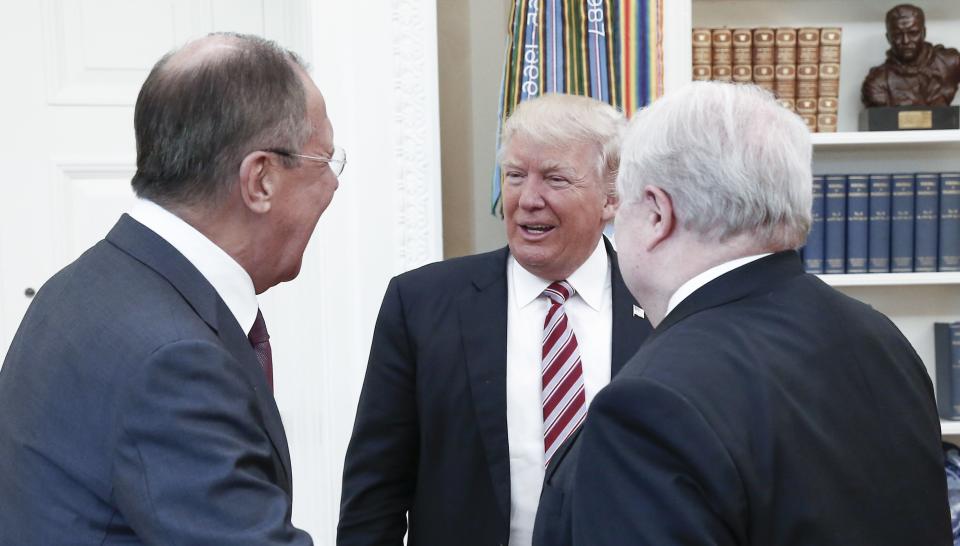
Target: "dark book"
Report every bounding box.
[939,173,960,271]
[891,174,915,272]
[868,174,892,272]
[915,173,940,272]
[824,175,846,274]
[935,322,960,420]
[804,175,826,273]
[845,175,869,273]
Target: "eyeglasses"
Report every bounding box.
[262,146,347,177]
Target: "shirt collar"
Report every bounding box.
[128,198,259,335]
[510,238,609,310]
[665,252,771,317]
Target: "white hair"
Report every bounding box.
[499,93,626,196]
[618,82,813,249]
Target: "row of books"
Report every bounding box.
[692,27,842,132]
[801,173,960,274]
[936,322,960,420]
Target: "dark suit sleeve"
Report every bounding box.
[338,278,419,546]
[571,377,746,546]
[112,340,311,546]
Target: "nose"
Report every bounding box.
[518,178,546,210]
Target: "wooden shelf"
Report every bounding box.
[811,130,960,148]
[818,272,960,287]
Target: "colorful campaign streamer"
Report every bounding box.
[492,0,664,214]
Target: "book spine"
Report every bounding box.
[804,175,826,273]
[775,28,797,111]
[818,63,840,98]
[775,65,797,109]
[732,28,752,83]
[753,65,775,94]
[818,28,841,133]
[819,27,842,64]
[692,28,712,81]
[753,28,775,65]
[890,174,916,272]
[845,175,869,273]
[775,27,797,65]
[753,28,775,93]
[939,173,960,271]
[797,98,818,131]
[824,175,847,273]
[915,173,940,272]
[935,322,960,420]
[798,28,820,64]
[712,29,733,82]
[796,28,819,128]
[868,174,892,273]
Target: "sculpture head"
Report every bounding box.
[886,4,926,64]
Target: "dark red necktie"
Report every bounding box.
[248,309,273,392]
[541,281,586,466]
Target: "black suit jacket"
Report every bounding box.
[534,251,950,546]
[0,215,311,545]
[338,239,652,546]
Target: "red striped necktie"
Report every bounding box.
[541,281,586,466]
[248,309,274,393]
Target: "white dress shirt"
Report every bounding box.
[665,253,772,317]
[505,239,612,545]
[128,198,259,335]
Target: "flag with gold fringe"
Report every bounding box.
[491,0,664,214]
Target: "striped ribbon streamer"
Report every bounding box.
[491,0,664,214]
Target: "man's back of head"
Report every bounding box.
[613,82,813,323]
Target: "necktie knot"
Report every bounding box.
[248,309,273,392]
[542,281,575,306]
[248,310,270,345]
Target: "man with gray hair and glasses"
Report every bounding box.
[534,81,950,545]
[0,32,342,545]
[339,93,652,546]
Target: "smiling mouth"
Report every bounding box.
[521,224,556,235]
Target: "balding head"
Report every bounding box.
[131,32,312,208]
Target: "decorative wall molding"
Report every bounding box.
[391,0,444,272]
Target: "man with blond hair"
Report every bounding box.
[338,93,652,546]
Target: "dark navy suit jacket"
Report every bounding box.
[0,215,311,545]
[338,239,652,546]
[533,251,950,546]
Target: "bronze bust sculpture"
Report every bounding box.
[861,4,960,107]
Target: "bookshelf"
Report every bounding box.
[665,0,960,439]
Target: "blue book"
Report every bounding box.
[803,175,826,273]
[824,175,847,274]
[935,322,960,420]
[891,174,915,272]
[939,173,960,271]
[914,173,940,272]
[845,175,869,273]
[867,174,892,273]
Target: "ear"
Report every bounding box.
[601,189,620,223]
[643,185,675,251]
[238,151,276,214]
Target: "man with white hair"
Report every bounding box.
[339,93,653,546]
[534,82,950,545]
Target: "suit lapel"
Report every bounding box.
[458,247,511,526]
[606,237,652,377]
[105,214,293,487]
